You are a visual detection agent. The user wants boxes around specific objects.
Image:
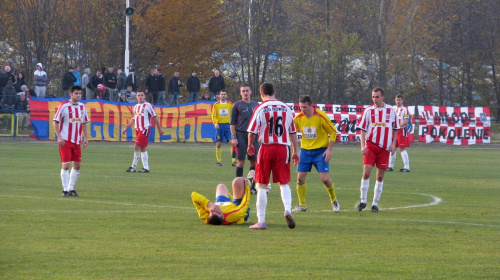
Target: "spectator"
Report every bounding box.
[118,91,128,103]
[81,68,91,100]
[73,66,81,86]
[2,80,17,112]
[94,84,110,100]
[122,85,136,103]
[145,68,160,104]
[144,88,154,104]
[15,92,29,130]
[117,69,127,92]
[103,67,117,101]
[0,65,16,95]
[126,68,137,91]
[34,63,48,98]
[62,66,77,97]
[208,70,225,101]
[157,69,168,105]
[20,85,36,99]
[200,92,211,101]
[86,69,103,100]
[14,71,27,93]
[186,70,200,103]
[168,71,183,106]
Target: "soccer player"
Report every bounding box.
[292,95,340,213]
[247,82,300,230]
[388,94,411,172]
[191,177,251,225]
[53,85,89,197]
[230,84,260,193]
[121,91,164,173]
[355,87,399,212]
[211,90,234,166]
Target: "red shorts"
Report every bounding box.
[59,140,82,163]
[363,141,390,169]
[255,144,291,185]
[135,128,151,147]
[396,130,410,148]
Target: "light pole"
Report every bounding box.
[124,1,135,76]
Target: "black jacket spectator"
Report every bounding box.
[208,75,225,93]
[2,83,17,109]
[187,75,201,92]
[103,71,117,89]
[15,95,29,111]
[117,71,127,91]
[159,74,166,92]
[0,70,16,94]
[146,74,160,92]
[14,75,26,92]
[62,71,77,90]
[168,76,183,94]
[87,74,104,90]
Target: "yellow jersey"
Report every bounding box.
[191,184,250,225]
[294,109,337,150]
[212,101,233,125]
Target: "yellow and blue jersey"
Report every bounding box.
[294,109,337,150]
[191,184,250,225]
[212,101,233,125]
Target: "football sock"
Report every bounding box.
[325,182,337,203]
[68,168,80,191]
[296,182,307,207]
[216,146,221,163]
[236,167,244,177]
[360,178,369,203]
[373,180,384,205]
[61,169,70,192]
[389,151,397,168]
[256,187,267,224]
[132,152,140,168]
[250,166,255,171]
[141,151,149,170]
[401,150,410,170]
[280,184,292,213]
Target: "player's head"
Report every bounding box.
[371,87,385,107]
[395,94,404,107]
[136,91,146,103]
[260,82,275,97]
[207,205,224,225]
[240,84,251,100]
[219,90,227,101]
[69,85,83,102]
[299,95,313,115]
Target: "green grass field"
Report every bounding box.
[1,141,499,279]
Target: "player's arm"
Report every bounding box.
[52,120,64,147]
[390,128,397,154]
[360,130,367,155]
[230,124,237,147]
[290,133,300,166]
[211,104,219,129]
[152,115,164,136]
[121,118,135,135]
[191,192,211,222]
[81,122,88,148]
[247,132,256,156]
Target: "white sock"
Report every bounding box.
[68,168,80,191]
[132,152,140,168]
[280,184,292,213]
[141,152,149,170]
[389,151,397,168]
[373,181,384,206]
[360,178,369,203]
[401,150,410,170]
[256,187,267,224]
[61,169,69,192]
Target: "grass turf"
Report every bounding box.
[0,141,499,279]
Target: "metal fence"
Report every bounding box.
[0,111,33,137]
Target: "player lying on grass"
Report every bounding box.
[191,177,250,225]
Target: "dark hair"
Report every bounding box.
[207,214,223,225]
[395,94,404,100]
[372,87,385,96]
[299,95,312,105]
[240,84,250,89]
[70,85,82,93]
[260,82,275,96]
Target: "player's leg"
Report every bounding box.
[215,140,222,166]
[319,172,339,212]
[231,177,247,199]
[67,144,82,196]
[59,142,72,196]
[294,172,308,211]
[399,147,410,171]
[215,183,229,198]
[371,149,389,212]
[273,145,295,228]
[250,146,269,229]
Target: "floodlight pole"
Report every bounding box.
[125,0,130,75]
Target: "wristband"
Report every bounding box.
[231,135,236,139]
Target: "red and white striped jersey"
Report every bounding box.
[133,102,157,132]
[247,99,297,146]
[356,103,399,150]
[394,105,410,137]
[53,102,89,145]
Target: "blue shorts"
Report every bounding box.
[215,195,249,221]
[297,147,330,173]
[216,123,231,142]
